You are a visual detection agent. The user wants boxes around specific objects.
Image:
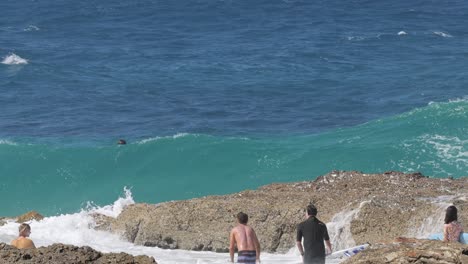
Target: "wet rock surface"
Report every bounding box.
[343,238,468,264]
[104,171,468,253]
[16,211,44,223]
[0,243,157,264]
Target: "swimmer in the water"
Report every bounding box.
[118,139,127,145]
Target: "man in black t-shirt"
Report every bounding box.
[296,204,332,264]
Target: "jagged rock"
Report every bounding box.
[343,238,468,264]
[90,213,114,231]
[108,171,467,253]
[16,211,44,223]
[0,242,157,264]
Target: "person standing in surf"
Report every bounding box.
[296,204,332,264]
[11,223,36,249]
[229,212,261,263]
[443,205,464,242]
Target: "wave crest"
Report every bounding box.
[23,25,40,32]
[433,31,452,38]
[0,139,17,146]
[1,53,28,65]
[137,133,191,144]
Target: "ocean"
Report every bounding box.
[0,0,467,262]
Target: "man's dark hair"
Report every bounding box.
[307,204,318,216]
[237,212,248,224]
[444,205,458,224]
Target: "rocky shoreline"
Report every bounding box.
[343,238,468,264]
[0,243,156,264]
[101,171,467,253]
[1,171,467,263]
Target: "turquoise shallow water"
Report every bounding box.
[1,99,467,216]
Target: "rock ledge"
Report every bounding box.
[0,243,157,264]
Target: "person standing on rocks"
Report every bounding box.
[229,212,261,263]
[11,223,36,249]
[443,205,464,242]
[296,204,332,264]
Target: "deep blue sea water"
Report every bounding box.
[1,0,467,216]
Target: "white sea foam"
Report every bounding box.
[398,31,407,35]
[447,96,468,103]
[421,134,468,169]
[433,31,453,38]
[0,139,17,145]
[23,25,40,32]
[346,36,365,41]
[87,187,135,218]
[138,133,190,144]
[1,53,28,65]
[327,203,367,252]
[406,195,466,238]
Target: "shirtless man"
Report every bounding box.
[229,212,261,263]
[11,223,36,249]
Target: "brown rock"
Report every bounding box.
[342,238,468,264]
[0,243,157,264]
[90,213,114,231]
[107,171,468,253]
[16,211,44,223]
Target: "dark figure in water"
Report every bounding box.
[118,139,127,145]
[296,204,332,264]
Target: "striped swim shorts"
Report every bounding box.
[237,250,256,264]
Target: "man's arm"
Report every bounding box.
[296,241,304,256]
[323,225,332,254]
[252,229,261,262]
[229,229,236,262]
[325,240,332,255]
[296,225,304,257]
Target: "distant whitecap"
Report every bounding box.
[24,25,40,31]
[1,53,28,65]
[0,139,17,145]
[398,31,407,35]
[137,133,191,144]
[433,31,452,38]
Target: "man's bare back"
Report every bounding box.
[229,212,261,264]
[11,237,36,249]
[231,224,258,251]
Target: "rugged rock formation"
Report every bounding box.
[0,243,157,264]
[16,211,44,223]
[90,213,114,231]
[343,238,468,264]
[102,171,467,253]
